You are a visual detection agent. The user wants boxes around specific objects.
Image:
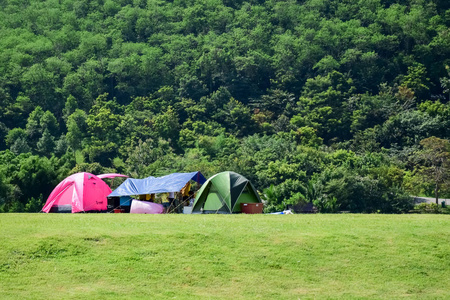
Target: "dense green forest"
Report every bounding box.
[0,0,449,213]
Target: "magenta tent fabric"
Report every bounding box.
[97,173,129,179]
[42,172,111,213]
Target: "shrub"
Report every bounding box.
[25,194,44,212]
[413,202,449,214]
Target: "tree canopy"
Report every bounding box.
[0,0,449,212]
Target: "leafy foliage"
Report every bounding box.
[0,0,449,212]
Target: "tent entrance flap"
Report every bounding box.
[203,192,223,210]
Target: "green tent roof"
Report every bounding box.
[192,171,261,213]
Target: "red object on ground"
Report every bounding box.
[114,209,125,213]
[240,203,263,214]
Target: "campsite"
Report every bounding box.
[1,0,450,298]
[41,171,264,215]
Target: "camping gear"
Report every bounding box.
[269,210,293,215]
[240,203,263,214]
[109,172,206,197]
[42,172,111,213]
[130,200,164,214]
[191,171,262,214]
[108,196,132,213]
[183,206,193,214]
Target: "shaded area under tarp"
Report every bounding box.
[109,172,206,197]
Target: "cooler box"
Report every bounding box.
[240,203,263,214]
[183,206,193,214]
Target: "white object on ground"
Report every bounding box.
[130,199,164,214]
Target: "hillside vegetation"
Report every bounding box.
[0,0,450,212]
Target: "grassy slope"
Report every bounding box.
[0,214,449,299]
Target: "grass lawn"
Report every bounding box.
[0,214,449,299]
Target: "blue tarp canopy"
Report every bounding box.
[109,172,206,197]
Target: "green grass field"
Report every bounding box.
[0,214,449,299]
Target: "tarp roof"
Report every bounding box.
[109,171,206,197]
[97,173,129,179]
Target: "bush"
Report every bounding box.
[261,180,307,213]
[413,203,450,214]
[25,194,44,212]
[9,201,24,212]
[381,187,414,214]
[313,196,339,213]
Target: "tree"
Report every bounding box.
[37,129,56,156]
[153,106,180,143]
[440,65,450,101]
[25,106,45,144]
[413,137,450,204]
[297,71,355,142]
[257,89,296,118]
[220,98,254,136]
[10,137,31,155]
[40,111,59,137]
[402,63,430,100]
[6,128,31,155]
[86,93,123,142]
[62,95,78,122]
[21,63,59,111]
[66,109,87,151]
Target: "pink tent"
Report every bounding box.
[42,172,111,213]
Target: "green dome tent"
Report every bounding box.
[191,171,261,214]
